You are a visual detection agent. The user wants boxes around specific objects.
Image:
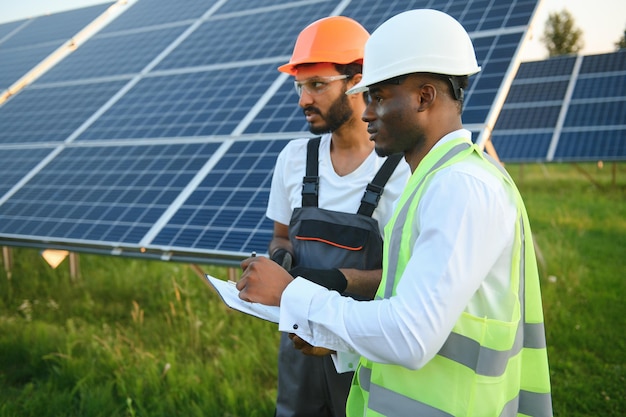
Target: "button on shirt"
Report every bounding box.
[278,130,518,371]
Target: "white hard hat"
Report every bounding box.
[347,9,481,94]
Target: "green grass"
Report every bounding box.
[1,162,624,416]
[508,162,626,416]
[0,254,279,416]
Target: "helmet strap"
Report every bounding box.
[448,76,464,102]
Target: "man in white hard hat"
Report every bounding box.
[238,9,552,416]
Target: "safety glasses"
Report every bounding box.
[294,74,351,97]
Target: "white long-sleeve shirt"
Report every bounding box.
[278,131,519,371]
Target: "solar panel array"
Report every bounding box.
[0,0,540,265]
[491,50,626,162]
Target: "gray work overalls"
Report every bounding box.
[275,137,402,417]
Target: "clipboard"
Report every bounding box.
[205,274,280,323]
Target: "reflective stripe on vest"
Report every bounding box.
[357,365,552,417]
[349,138,552,417]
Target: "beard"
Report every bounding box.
[305,92,353,135]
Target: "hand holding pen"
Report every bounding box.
[237,251,294,306]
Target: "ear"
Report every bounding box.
[415,83,436,112]
[350,73,363,85]
[347,74,364,100]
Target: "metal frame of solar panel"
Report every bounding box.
[491,50,626,163]
[0,0,541,266]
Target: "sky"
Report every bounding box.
[0,0,624,62]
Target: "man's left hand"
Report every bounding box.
[289,333,334,356]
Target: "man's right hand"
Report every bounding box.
[237,256,293,306]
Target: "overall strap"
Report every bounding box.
[358,153,404,217]
[302,137,321,207]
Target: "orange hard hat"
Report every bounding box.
[278,16,369,75]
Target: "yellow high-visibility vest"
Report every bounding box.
[346,138,552,417]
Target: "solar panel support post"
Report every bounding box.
[227,267,238,283]
[2,246,13,280]
[69,252,81,283]
[483,139,502,165]
[189,263,206,281]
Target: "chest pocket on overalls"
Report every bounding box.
[288,137,403,272]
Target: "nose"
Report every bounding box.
[298,89,314,107]
[361,101,375,123]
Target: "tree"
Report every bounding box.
[541,9,584,57]
[615,29,626,50]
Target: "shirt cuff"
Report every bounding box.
[278,277,326,337]
[331,350,360,373]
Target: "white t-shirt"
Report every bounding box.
[266,133,410,236]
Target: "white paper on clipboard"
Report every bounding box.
[205,274,280,323]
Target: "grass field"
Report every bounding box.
[0,162,624,416]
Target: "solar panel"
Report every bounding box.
[0,142,221,245]
[0,3,113,91]
[491,50,626,162]
[0,0,541,265]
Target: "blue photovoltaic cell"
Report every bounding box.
[0,4,112,49]
[463,33,523,124]
[0,148,55,196]
[0,142,221,245]
[494,105,562,130]
[244,77,309,134]
[491,132,553,162]
[0,4,113,90]
[0,43,62,89]
[215,0,292,14]
[76,64,280,141]
[507,0,537,26]
[0,80,128,145]
[564,101,626,127]
[342,0,430,31]
[36,26,187,83]
[344,0,534,33]
[579,50,626,74]
[0,20,25,42]
[155,2,337,70]
[553,129,626,161]
[515,55,576,79]
[99,0,215,33]
[504,80,570,103]
[151,139,289,253]
[572,74,626,100]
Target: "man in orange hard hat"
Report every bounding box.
[265,15,409,417]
